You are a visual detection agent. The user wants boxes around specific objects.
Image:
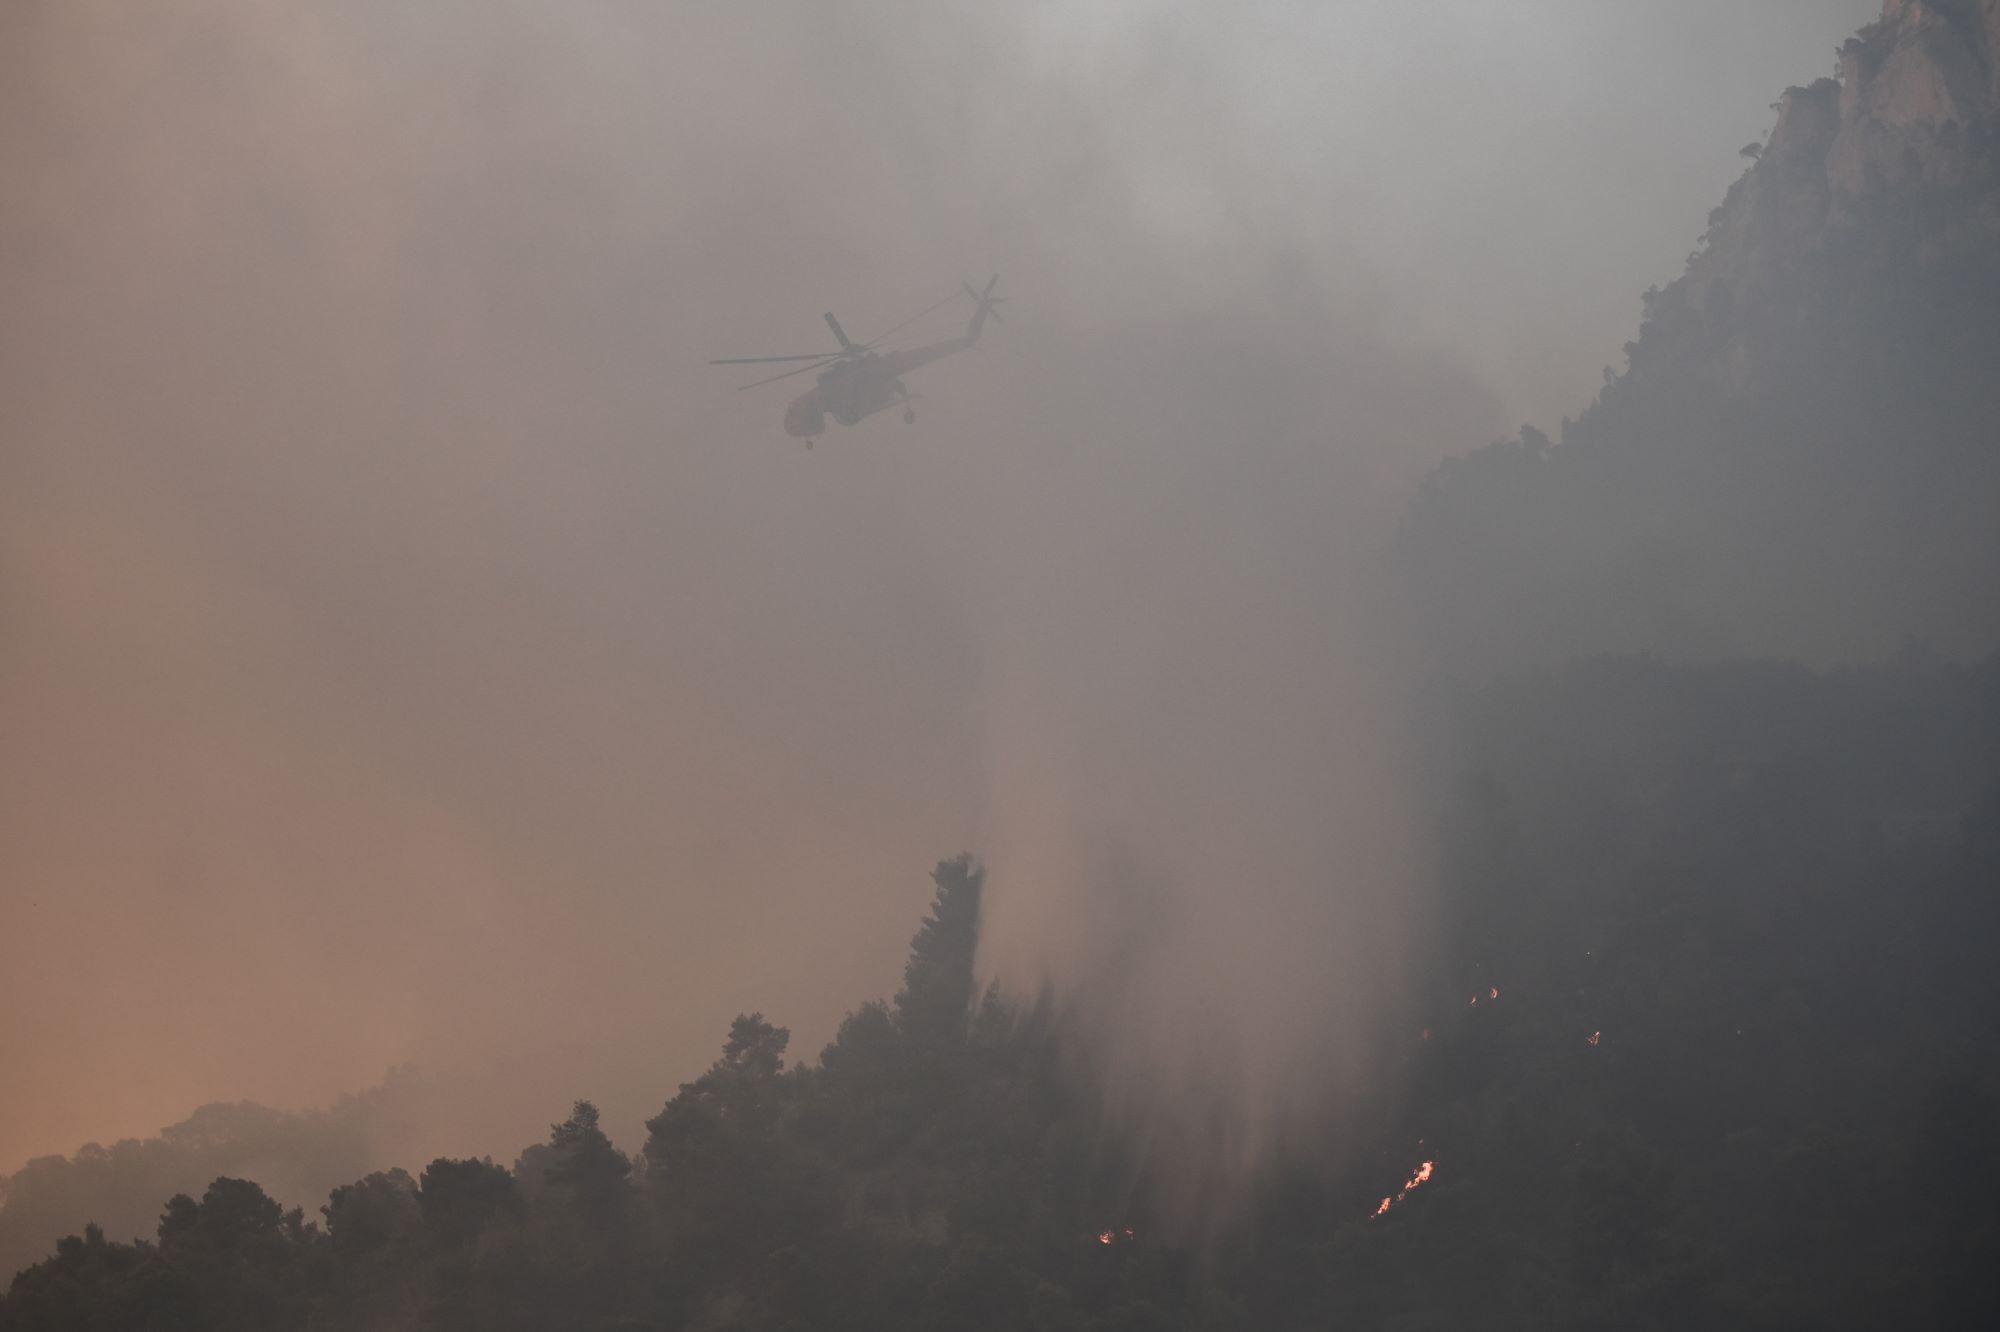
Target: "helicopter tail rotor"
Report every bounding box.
[961,275,1005,342]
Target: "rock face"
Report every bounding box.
[1634,0,2000,404]
[1400,0,2000,668]
[1846,0,1999,128]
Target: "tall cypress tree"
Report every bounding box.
[893,855,984,1050]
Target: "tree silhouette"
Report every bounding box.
[895,855,984,1049]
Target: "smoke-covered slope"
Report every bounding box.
[5,665,1997,1330]
[1400,0,2000,667]
[0,1079,428,1286]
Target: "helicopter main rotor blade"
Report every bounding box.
[717,280,989,381]
[737,357,839,390]
[711,351,845,365]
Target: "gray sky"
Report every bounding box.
[2,0,1876,1175]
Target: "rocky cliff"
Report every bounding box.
[1400,0,2000,667]
[1634,0,2000,399]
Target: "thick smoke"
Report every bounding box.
[1,0,1873,1195]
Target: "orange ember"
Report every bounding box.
[1097,1231,1115,1244]
[1586,1030,1601,1046]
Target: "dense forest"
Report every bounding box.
[8,1,2000,1328]
[5,655,1998,1330]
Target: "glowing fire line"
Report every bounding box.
[1370,1159,1435,1218]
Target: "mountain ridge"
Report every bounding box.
[1401,0,2000,667]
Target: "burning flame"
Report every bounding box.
[1097,1230,1114,1245]
[1586,1030,1600,1046]
[1489,986,1500,1000]
[1369,1159,1436,1219]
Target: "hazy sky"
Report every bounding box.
[2,0,1876,1176]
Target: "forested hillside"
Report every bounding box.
[0,1082,432,1289]
[6,655,1997,1329]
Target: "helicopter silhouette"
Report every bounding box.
[712,277,1003,446]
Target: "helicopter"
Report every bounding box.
[712,277,1003,445]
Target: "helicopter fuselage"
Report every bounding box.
[783,334,970,438]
